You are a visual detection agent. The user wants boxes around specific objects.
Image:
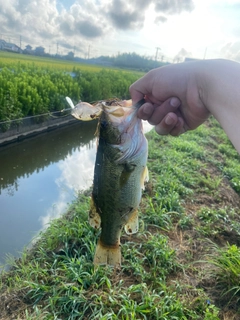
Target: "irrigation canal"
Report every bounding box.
[0,120,152,269]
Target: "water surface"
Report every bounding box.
[0,120,97,266]
[0,120,152,268]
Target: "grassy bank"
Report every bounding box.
[0,117,240,319]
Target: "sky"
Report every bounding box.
[0,0,240,62]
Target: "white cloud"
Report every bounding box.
[39,143,96,229]
[1,0,240,60]
[220,41,240,62]
[56,143,96,192]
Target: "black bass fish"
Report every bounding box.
[67,98,148,266]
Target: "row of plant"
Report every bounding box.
[0,117,239,319]
[0,51,109,72]
[0,62,141,130]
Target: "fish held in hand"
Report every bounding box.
[71,98,148,266]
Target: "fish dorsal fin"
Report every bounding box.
[89,197,101,229]
[124,208,138,235]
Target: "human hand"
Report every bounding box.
[137,96,185,136]
[129,62,210,136]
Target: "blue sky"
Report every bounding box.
[0,0,240,62]
[57,0,75,11]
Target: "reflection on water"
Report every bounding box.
[0,119,153,268]
[40,144,97,227]
[0,120,98,267]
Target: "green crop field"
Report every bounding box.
[0,117,240,319]
[0,52,142,131]
[0,51,144,74]
[0,51,112,72]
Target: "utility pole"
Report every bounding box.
[19,35,22,49]
[155,47,161,61]
[56,42,59,55]
[88,45,90,59]
[203,47,207,59]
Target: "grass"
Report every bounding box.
[206,243,240,307]
[0,116,240,319]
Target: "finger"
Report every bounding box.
[137,102,155,120]
[155,113,179,135]
[129,83,146,105]
[148,97,180,125]
[169,117,185,136]
[129,72,155,105]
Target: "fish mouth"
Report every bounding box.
[103,105,131,124]
[71,102,102,121]
[103,99,145,125]
[70,98,145,125]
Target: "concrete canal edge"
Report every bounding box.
[0,114,78,147]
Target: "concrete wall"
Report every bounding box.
[0,114,78,147]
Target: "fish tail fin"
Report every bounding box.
[124,208,138,235]
[93,240,121,266]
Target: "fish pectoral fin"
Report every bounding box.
[141,166,149,190]
[119,164,134,187]
[94,240,121,266]
[89,197,101,229]
[124,208,138,235]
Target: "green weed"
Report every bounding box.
[1,118,240,319]
[207,243,240,309]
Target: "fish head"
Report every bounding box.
[99,99,147,162]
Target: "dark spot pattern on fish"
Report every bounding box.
[124,163,136,172]
[119,163,136,187]
[127,227,132,234]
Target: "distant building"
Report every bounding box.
[25,45,32,51]
[0,39,6,50]
[23,45,33,55]
[35,46,45,56]
[66,51,74,60]
[0,39,22,53]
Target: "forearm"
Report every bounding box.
[200,59,240,153]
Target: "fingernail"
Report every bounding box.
[170,97,180,108]
[165,115,174,125]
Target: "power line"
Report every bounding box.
[0,108,72,125]
[155,47,161,61]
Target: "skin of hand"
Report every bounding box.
[130,61,211,136]
[130,59,240,154]
[122,98,182,135]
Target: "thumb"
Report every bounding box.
[129,84,145,106]
[129,73,153,105]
